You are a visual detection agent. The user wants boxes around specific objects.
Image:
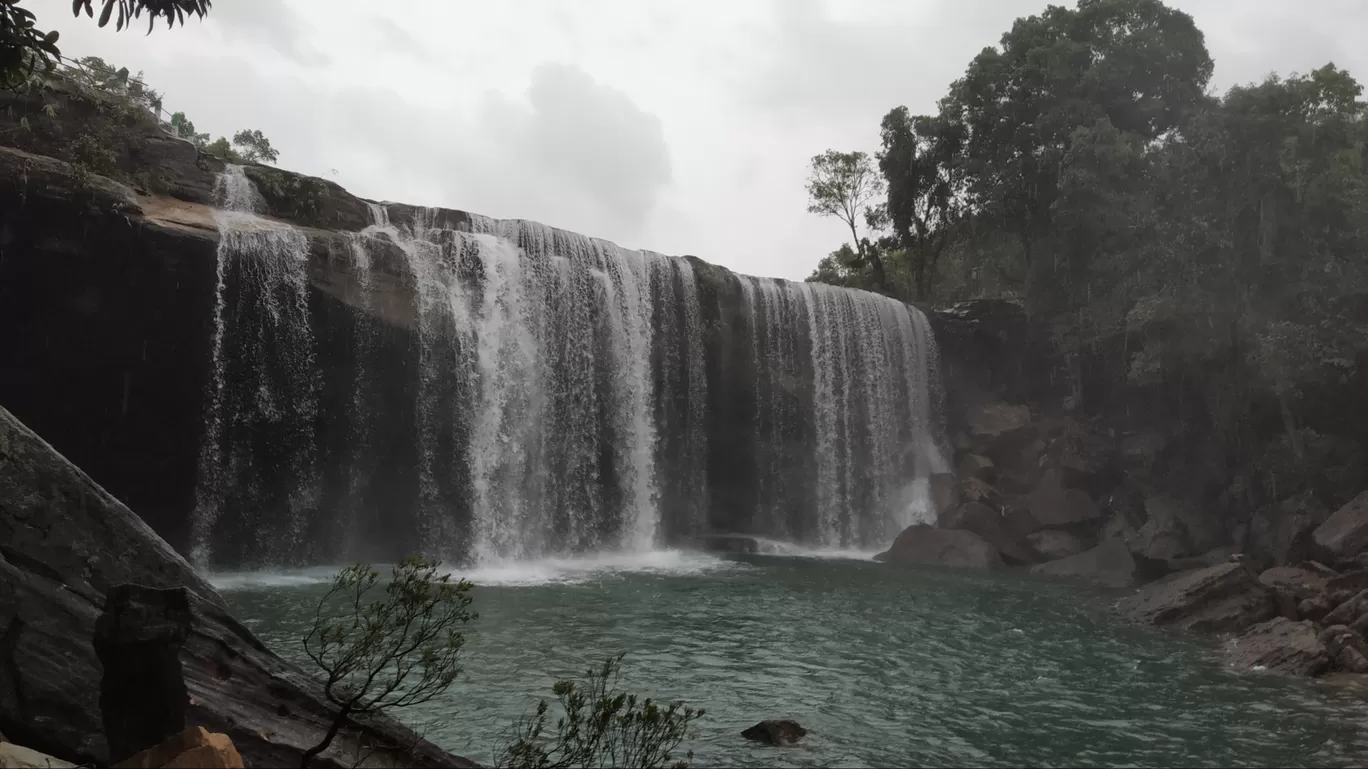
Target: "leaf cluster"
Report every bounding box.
[496,654,705,769]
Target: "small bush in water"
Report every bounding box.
[496,654,706,769]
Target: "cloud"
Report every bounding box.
[205,0,329,66]
[482,63,672,231]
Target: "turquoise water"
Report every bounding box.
[220,551,1368,768]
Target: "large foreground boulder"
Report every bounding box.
[875,525,1003,570]
[0,406,473,768]
[1226,618,1332,676]
[1031,538,1137,589]
[1116,562,1274,634]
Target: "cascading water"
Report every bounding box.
[191,166,320,569]
[190,186,945,568]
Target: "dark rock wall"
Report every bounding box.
[0,148,218,554]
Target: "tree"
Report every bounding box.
[0,0,210,89]
[805,149,889,293]
[232,128,278,164]
[168,111,209,146]
[0,2,60,89]
[944,0,1212,308]
[496,654,705,769]
[876,106,966,300]
[72,0,211,34]
[301,556,476,768]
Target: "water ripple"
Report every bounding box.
[225,554,1368,768]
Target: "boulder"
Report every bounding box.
[1246,492,1332,570]
[1026,470,1100,527]
[1117,563,1274,634]
[1318,626,1368,675]
[968,403,1032,439]
[1026,530,1088,561]
[941,503,1033,565]
[875,525,1003,570]
[1002,506,1044,541]
[956,454,995,481]
[0,743,78,769]
[0,406,473,768]
[1325,569,1368,598]
[1227,618,1331,677]
[1258,567,1330,601]
[1031,538,1137,589]
[1313,492,1368,565]
[1324,588,1368,627]
[113,727,242,769]
[741,720,808,746]
[1300,595,1333,623]
[1146,494,1224,555]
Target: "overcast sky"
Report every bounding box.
[46,0,1368,281]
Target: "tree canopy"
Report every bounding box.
[803,0,1368,511]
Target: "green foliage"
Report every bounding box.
[0,1,209,91]
[496,654,705,769]
[72,0,211,34]
[231,127,278,164]
[0,2,60,90]
[301,556,476,768]
[804,149,888,293]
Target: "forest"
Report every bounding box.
[805,0,1368,512]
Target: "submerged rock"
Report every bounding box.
[1117,563,1274,634]
[741,720,808,746]
[1227,618,1331,677]
[0,406,473,768]
[875,525,1003,570]
[1031,538,1137,589]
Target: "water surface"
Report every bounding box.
[221,552,1368,768]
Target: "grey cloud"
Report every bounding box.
[207,0,329,66]
[476,62,674,232]
[746,0,1368,129]
[142,52,671,245]
[372,17,441,66]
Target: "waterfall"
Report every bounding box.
[191,166,320,569]
[190,192,944,568]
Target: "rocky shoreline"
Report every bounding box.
[870,387,1368,683]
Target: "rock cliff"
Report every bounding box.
[0,405,473,767]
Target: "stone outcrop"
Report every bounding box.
[1031,538,1137,589]
[0,406,472,767]
[1116,563,1274,634]
[1226,618,1331,677]
[875,525,1003,570]
[940,502,1033,565]
[1313,492,1368,566]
